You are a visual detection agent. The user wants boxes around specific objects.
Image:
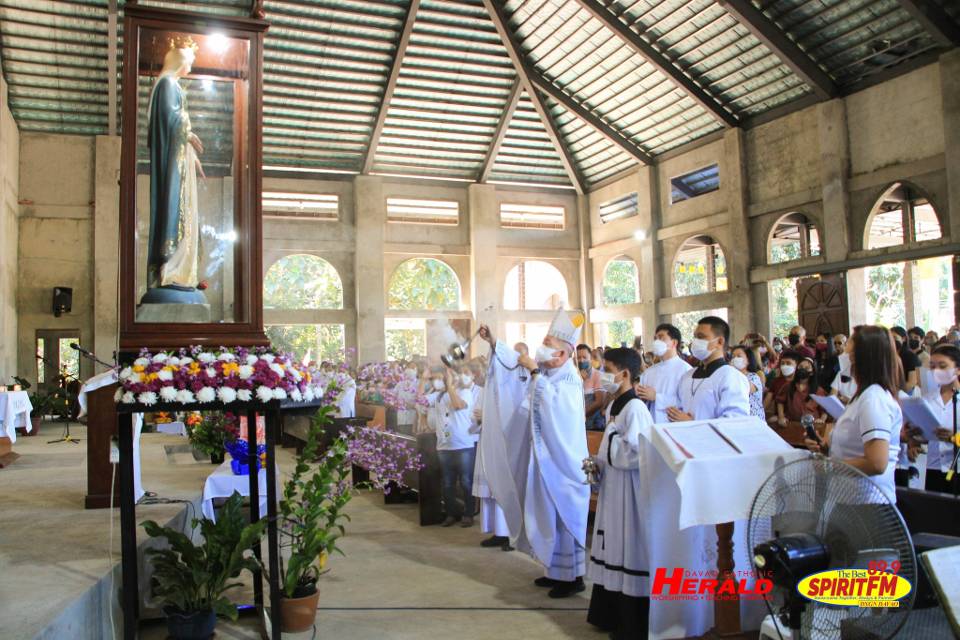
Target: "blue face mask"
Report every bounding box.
[578,361,590,371]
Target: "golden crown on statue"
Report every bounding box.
[167,35,199,52]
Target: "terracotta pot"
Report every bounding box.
[280,587,320,633]
[29,414,41,436]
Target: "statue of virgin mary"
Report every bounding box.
[141,36,206,306]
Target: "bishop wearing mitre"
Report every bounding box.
[477,309,590,598]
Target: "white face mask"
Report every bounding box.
[651,339,668,357]
[599,371,620,394]
[838,352,851,373]
[731,356,747,371]
[432,379,444,391]
[690,338,714,361]
[780,364,796,377]
[933,367,957,386]
[535,344,558,364]
[460,374,473,387]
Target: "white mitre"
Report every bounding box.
[546,308,585,348]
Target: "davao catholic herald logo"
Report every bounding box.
[797,561,912,608]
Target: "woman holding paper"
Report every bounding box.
[921,345,960,493]
[804,325,903,502]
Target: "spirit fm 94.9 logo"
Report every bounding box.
[797,560,912,608]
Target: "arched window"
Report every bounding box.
[387,258,461,311]
[673,235,727,297]
[503,260,569,311]
[768,213,820,264]
[264,254,343,309]
[603,256,640,305]
[865,182,942,250]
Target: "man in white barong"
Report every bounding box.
[477,310,591,598]
[636,323,692,423]
[586,347,654,638]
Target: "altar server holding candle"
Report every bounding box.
[477,309,590,598]
[586,347,653,638]
[668,316,750,422]
[636,323,692,423]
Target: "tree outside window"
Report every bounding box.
[264,254,343,310]
[387,258,460,311]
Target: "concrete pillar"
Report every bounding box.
[576,193,594,345]
[751,281,771,339]
[847,268,868,327]
[93,136,121,364]
[722,128,754,338]
[903,261,917,329]
[353,175,386,364]
[636,165,661,336]
[0,75,19,379]
[818,99,852,260]
[941,50,960,241]
[468,183,499,353]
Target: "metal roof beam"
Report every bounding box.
[106,0,117,136]
[483,0,648,176]
[479,79,521,183]
[571,0,738,127]
[718,0,839,101]
[363,0,420,174]
[895,0,960,47]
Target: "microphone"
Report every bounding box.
[70,343,92,356]
[801,413,822,446]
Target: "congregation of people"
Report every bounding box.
[399,311,960,639]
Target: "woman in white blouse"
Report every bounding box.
[805,325,903,503]
[921,344,960,493]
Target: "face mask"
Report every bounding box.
[460,374,472,386]
[651,339,668,357]
[788,334,801,346]
[774,344,783,353]
[815,342,827,352]
[731,356,747,371]
[838,352,851,373]
[780,364,796,377]
[535,344,558,363]
[933,368,957,386]
[599,372,620,394]
[794,368,812,381]
[909,339,921,351]
[578,361,590,371]
[690,338,714,361]
[432,379,444,391]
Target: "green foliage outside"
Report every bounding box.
[387,258,459,311]
[264,254,343,310]
[266,325,345,362]
[606,320,635,347]
[674,247,727,296]
[866,263,906,328]
[58,339,79,379]
[603,259,639,305]
[385,327,426,361]
[770,241,802,265]
[769,278,799,339]
[672,309,727,346]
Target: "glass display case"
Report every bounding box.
[119,4,268,350]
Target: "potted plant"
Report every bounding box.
[142,492,267,640]
[27,390,56,436]
[185,411,238,463]
[276,407,353,632]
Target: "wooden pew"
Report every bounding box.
[355,402,385,429]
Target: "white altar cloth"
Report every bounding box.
[156,421,187,437]
[0,391,33,442]
[77,371,145,502]
[201,460,275,522]
[650,417,808,529]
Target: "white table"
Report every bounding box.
[156,421,187,436]
[0,391,33,442]
[201,460,275,522]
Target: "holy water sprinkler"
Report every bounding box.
[441,331,480,368]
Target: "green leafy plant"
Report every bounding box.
[28,390,58,417]
[143,492,267,620]
[277,406,353,598]
[186,411,238,457]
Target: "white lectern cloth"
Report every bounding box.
[201,460,275,522]
[78,371,145,502]
[0,391,32,442]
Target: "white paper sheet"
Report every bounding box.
[811,394,846,420]
[710,419,794,455]
[901,396,946,441]
[661,422,740,459]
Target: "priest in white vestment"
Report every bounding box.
[636,323,692,423]
[477,310,591,598]
[586,347,654,638]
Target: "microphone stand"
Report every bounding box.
[34,353,82,445]
[71,344,115,370]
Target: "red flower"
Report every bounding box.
[197,280,209,290]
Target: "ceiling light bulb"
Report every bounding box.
[633,229,646,241]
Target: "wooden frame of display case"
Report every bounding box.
[118,4,269,352]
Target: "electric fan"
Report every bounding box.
[748,455,917,640]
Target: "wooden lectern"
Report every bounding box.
[84,382,120,509]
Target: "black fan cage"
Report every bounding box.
[747,455,916,640]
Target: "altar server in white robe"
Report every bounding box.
[667,315,750,422]
[637,323,692,423]
[586,347,653,639]
[477,310,591,598]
